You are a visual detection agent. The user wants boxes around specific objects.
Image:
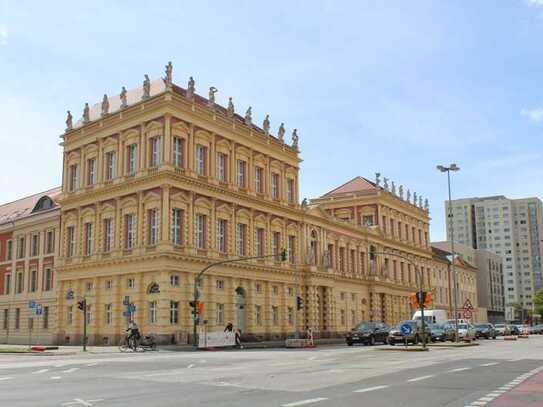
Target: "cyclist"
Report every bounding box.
[126,321,141,350]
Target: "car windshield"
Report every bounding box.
[355,323,373,330]
[475,324,488,328]
[495,324,505,328]
[458,324,468,329]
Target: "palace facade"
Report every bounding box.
[0,67,479,345]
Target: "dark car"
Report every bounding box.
[388,320,430,345]
[428,323,447,342]
[474,323,497,339]
[345,321,390,346]
[509,325,520,335]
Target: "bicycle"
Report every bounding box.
[119,334,157,352]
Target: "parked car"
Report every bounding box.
[494,323,508,336]
[457,323,476,340]
[509,325,520,335]
[427,323,447,342]
[474,323,497,339]
[388,320,430,345]
[529,324,543,334]
[441,322,457,341]
[345,321,390,346]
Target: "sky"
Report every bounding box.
[1,0,543,240]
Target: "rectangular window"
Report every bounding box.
[31,233,39,257]
[87,158,96,185]
[15,308,20,329]
[216,152,227,182]
[272,232,280,257]
[67,306,73,325]
[17,236,25,259]
[216,303,225,325]
[255,167,264,193]
[105,151,117,180]
[195,214,206,249]
[170,301,179,324]
[236,160,246,188]
[362,215,374,226]
[170,274,180,287]
[288,235,296,264]
[127,278,135,289]
[105,304,112,325]
[148,208,159,245]
[4,274,11,295]
[287,179,294,203]
[256,228,265,257]
[236,223,247,256]
[171,208,183,245]
[67,226,75,257]
[105,280,112,289]
[271,173,279,200]
[339,247,345,272]
[45,230,54,254]
[6,239,12,260]
[127,144,137,174]
[30,269,37,292]
[16,272,23,294]
[173,137,184,168]
[272,306,279,326]
[2,309,8,329]
[44,268,53,291]
[69,164,78,191]
[216,279,224,289]
[125,214,135,249]
[288,307,294,325]
[216,219,227,253]
[103,218,113,252]
[255,305,262,325]
[149,301,158,324]
[84,223,93,256]
[150,136,162,167]
[196,144,207,176]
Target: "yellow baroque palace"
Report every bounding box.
[0,68,441,345]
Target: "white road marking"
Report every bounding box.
[468,402,488,406]
[87,363,99,367]
[61,398,104,406]
[479,397,495,402]
[187,364,195,369]
[353,385,389,393]
[281,398,329,407]
[0,377,14,381]
[407,375,434,382]
[481,362,499,367]
[32,369,49,374]
[50,376,62,380]
[308,356,317,361]
[329,369,344,373]
[62,367,80,373]
[449,367,471,373]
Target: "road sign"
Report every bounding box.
[35,306,43,316]
[463,299,474,310]
[123,296,130,306]
[28,300,36,309]
[400,323,412,335]
[129,304,136,313]
[463,309,473,319]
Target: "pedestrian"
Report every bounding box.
[224,322,233,332]
[235,329,243,349]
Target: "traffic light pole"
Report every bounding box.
[192,250,288,348]
[83,299,87,352]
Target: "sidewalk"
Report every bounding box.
[489,370,543,406]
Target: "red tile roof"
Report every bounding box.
[0,187,61,226]
[322,176,378,197]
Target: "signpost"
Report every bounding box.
[463,298,474,321]
[400,323,412,348]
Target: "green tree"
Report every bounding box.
[534,289,543,318]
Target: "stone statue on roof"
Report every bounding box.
[383,177,389,191]
[65,111,73,132]
[413,192,417,205]
[375,173,381,186]
[101,94,109,117]
[163,61,173,88]
[291,129,299,149]
[301,197,308,209]
[187,76,195,100]
[244,107,252,127]
[120,86,128,109]
[227,97,235,118]
[278,123,285,142]
[424,198,429,211]
[406,188,411,201]
[263,114,270,136]
[208,86,217,106]
[391,181,396,195]
[142,74,151,100]
[399,185,404,199]
[82,103,90,124]
[419,196,423,208]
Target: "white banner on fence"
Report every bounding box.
[198,331,236,348]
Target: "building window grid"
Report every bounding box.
[105,151,117,180]
[84,223,93,256]
[236,223,247,256]
[87,158,96,186]
[148,208,159,246]
[173,137,184,168]
[171,208,183,245]
[217,219,227,253]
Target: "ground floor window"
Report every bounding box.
[170,301,179,324]
[216,303,224,325]
[105,304,113,325]
[149,301,158,324]
[287,307,293,325]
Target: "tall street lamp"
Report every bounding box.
[437,163,460,342]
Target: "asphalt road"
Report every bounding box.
[1,337,543,407]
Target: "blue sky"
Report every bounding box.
[1,1,543,240]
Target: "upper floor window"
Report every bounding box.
[126,144,138,175]
[84,223,93,256]
[66,226,75,257]
[30,269,37,292]
[44,268,53,291]
[105,151,117,181]
[150,136,162,167]
[255,167,264,193]
[287,179,294,204]
[216,219,227,253]
[103,218,113,252]
[45,230,55,254]
[125,214,135,249]
[173,137,184,168]
[272,231,281,257]
[148,208,159,245]
[236,160,246,188]
[255,227,265,257]
[288,235,296,264]
[69,164,78,192]
[217,152,227,182]
[271,173,279,200]
[196,144,207,176]
[362,215,374,227]
[87,158,96,186]
[16,271,23,294]
[195,214,207,249]
[236,223,247,256]
[171,208,183,245]
[4,273,11,295]
[31,233,39,257]
[16,236,25,259]
[6,239,12,261]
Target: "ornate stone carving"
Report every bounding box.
[82,103,90,124]
[120,86,128,109]
[391,181,396,195]
[244,106,252,127]
[208,86,217,106]
[101,94,109,117]
[227,97,235,118]
[278,123,285,142]
[291,129,299,149]
[262,114,270,136]
[186,76,195,100]
[375,173,381,186]
[142,74,151,100]
[399,185,404,199]
[163,61,173,88]
[383,177,389,191]
[65,110,73,132]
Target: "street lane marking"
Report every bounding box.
[481,362,499,367]
[32,369,49,374]
[0,377,14,381]
[62,368,80,373]
[87,363,99,367]
[187,364,195,369]
[407,375,434,382]
[61,398,104,406]
[353,385,389,393]
[468,402,487,406]
[282,398,329,407]
[449,367,471,373]
[50,376,62,380]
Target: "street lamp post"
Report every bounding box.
[437,163,460,342]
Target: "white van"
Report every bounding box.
[412,309,448,325]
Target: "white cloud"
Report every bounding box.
[527,0,543,7]
[0,25,7,46]
[521,107,543,122]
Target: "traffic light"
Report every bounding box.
[296,296,304,311]
[423,291,432,308]
[77,299,86,311]
[196,301,204,315]
[280,248,288,262]
[410,293,419,309]
[189,300,197,315]
[411,292,431,309]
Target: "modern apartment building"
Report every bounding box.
[445,196,543,317]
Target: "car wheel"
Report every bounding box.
[492,336,496,340]
[369,335,376,346]
[346,341,353,346]
[389,340,395,346]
